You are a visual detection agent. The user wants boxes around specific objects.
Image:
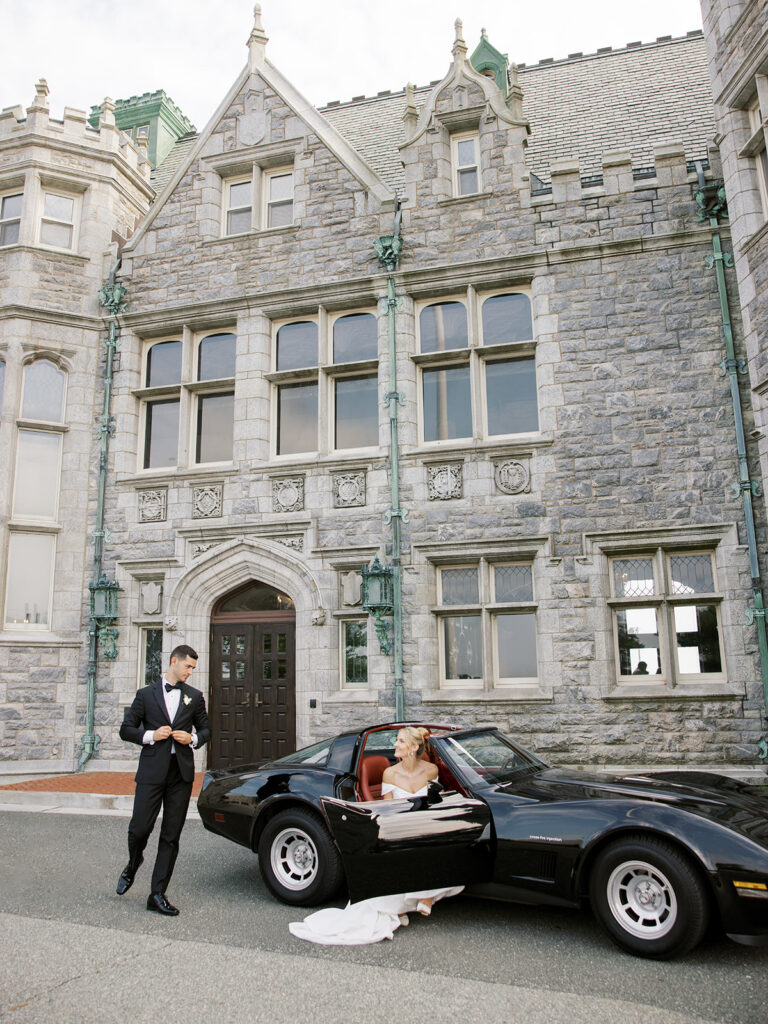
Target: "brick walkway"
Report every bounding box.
[0,772,205,797]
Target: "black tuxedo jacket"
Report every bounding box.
[119,680,211,785]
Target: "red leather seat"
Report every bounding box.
[359,755,391,801]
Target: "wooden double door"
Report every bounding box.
[209,619,296,769]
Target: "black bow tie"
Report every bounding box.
[164,683,178,693]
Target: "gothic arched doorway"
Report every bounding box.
[209,580,296,769]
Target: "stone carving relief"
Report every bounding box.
[341,570,363,607]
[275,535,304,551]
[494,459,531,495]
[311,607,326,626]
[333,471,366,508]
[238,90,266,147]
[138,489,167,523]
[193,485,223,519]
[164,615,178,632]
[272,477,304,513]
[191,542,219,558]
[427,463,462,500]
[140,581,163,616]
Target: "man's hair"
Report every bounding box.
[170,644,198,662]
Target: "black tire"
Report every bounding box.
[589,835,709,959]
[257,807,344,907]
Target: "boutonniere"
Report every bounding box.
[183,695,192,706]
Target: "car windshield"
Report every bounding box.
[270,737,334,766]
[441,730,546,786]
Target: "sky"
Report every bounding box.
[2,0,705,130]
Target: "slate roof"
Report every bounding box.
[151,31,715,195]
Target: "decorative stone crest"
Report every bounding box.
[494,459,530,495]
[138,489,167,523]
[275,535,304,551]
[193,485,223,519]
[140,581,163,616]
[427,463,462,500]
[333,471,366,508]
[341,571,363,607]
[272,477,304,513]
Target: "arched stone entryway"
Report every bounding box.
[209,580,296,769]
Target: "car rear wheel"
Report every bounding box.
[257,808,343,907]
[589,835,708,959]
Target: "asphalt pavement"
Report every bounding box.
[1,800,767,1024]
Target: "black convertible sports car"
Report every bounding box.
[198,722,768,959]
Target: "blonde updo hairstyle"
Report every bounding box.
[398,725,430,758]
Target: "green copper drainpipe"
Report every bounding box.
[77,268,125,771]
[694,168,768,759]
[375,201,407,720]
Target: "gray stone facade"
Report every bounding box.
[2,11,767,778]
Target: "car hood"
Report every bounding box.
[502,767,768,844]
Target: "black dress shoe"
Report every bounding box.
[116,855,143,896]
[147,892,179,916]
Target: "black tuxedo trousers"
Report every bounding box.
[119,681,210,894]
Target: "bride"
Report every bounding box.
[288,727,464,945]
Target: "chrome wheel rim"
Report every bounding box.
[606,859,678,939]
[270,826,318,891]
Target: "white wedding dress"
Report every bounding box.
[288,783,464,946]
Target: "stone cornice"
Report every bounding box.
[0,303,101,329]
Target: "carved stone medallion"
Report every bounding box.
[272,477,304,513]
[333,471,366,508]
[193,485,223,518]
[428,463,462,500]
[138,489,167,523]
[494,459,530,495]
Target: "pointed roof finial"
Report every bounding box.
[248,3,269,69]
[481,27,488,40]
[403,82,419,139]
[453,17,467,62]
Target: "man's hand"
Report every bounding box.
[153,725,173,742]
[171,730,193,745]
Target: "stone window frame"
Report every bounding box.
[451,130,481,197]
[37,184,82,252]
[338,615,369,690]
[133,327,236,474]
[607,547,727,689]
[3,355,69,632]
[217,152,297,237]
[267,305,381,459]
[413,285,537,449]
[743,78,768,219]
[137,624,164,689]
[433,558,539,695]
[0,187,23,246]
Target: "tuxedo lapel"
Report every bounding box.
[170,683,188,726]
[151,680,173,726]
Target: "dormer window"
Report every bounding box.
[452,132,480,196]
[264,168,293,227]
[225,179,253,235]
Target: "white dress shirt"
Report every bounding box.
[142,676,197,750]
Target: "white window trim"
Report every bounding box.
[607,547,728,691]
[262,167,294,229]
[0,188,23,247]
[37,188,80,251]
[451,130,481,197]
[222,174,254,236]
[4,530,57,630]
[135,330,236,474]
[415,287,537,447]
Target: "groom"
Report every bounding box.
[117,643,210,915]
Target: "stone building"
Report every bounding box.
[2,9,767,778]
[0,82,154,771]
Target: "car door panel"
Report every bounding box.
[322,792,492,902]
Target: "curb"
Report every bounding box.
[0,790,199,816]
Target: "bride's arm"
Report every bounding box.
[380,765,395,799]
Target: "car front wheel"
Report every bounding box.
[589,835,708,959]
[257,808,343,906]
